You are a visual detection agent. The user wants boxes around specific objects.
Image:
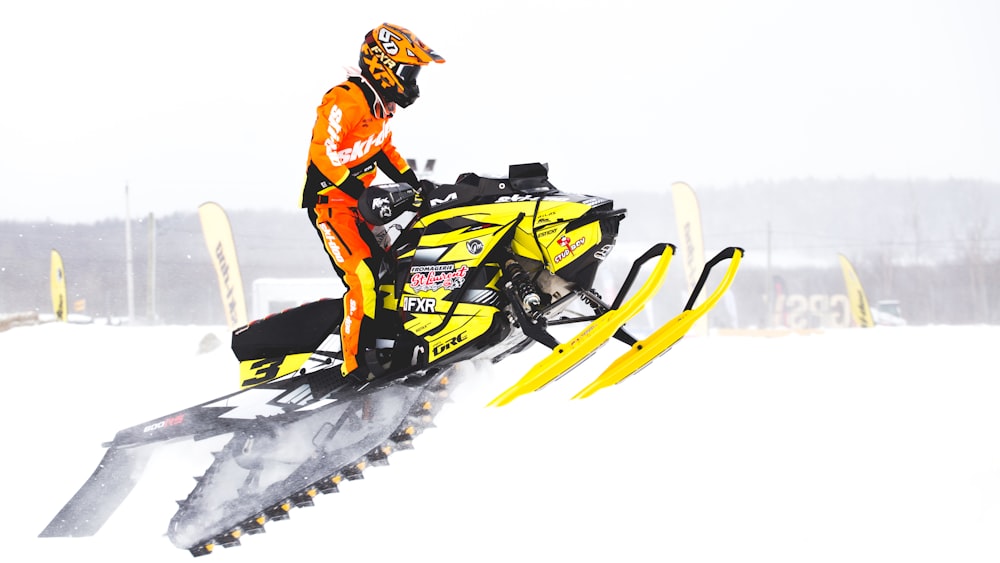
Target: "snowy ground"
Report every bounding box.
[4,321,1000,562]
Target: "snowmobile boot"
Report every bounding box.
[346,345,395,385]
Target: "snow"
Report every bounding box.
[4,322,1000,562]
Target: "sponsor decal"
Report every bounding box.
[535,210,558,225]
[409,264,469,291]
[537,226,561,238]
[325,105,344,153]
[403,295,437,313]
[567,324,597,348]
[594,243,614,260]
[553,236,586,263]
[433,332,468,356]
[466,239,484,255]
[497,194,538,203]
[368,43,399,72]
[343,298,357,335]
[143,414,185,433]
[318,223,346,263]
[334,121,391,165]
[371,196,392,219]
[377,27,403,56]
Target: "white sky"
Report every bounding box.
[2,0,999,223]
[7,322,1000,561]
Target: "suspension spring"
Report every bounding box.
[504,259,541,309]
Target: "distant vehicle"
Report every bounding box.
[872,299,907,326]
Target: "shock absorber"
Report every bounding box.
[504,259,541,309]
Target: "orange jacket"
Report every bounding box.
[301,77,413,207]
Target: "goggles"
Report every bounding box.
[396,64,421,83]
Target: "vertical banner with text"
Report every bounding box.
[671,182,708,336]
[837,254,874,327]
[198,202,249,329]
[50,249,68,322]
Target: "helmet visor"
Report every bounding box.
[396,63,421,83]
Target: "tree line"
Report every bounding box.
[2,178,997,326]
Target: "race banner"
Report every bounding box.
[50,249,68,322]
[672,182,708,335]
[198,202,248,329]
[837,253,874,327]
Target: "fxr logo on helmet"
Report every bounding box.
[363,44,400,89]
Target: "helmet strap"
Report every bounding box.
[356,74,396,119]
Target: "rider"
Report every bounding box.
[300,23,444,381]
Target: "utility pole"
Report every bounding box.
[147,212,157,323]
[765,221,772,328]
[125,184,135,323]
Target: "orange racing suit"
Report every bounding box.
[301,75,419,377]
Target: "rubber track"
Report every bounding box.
[180,372,453,557]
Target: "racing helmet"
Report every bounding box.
[359,23,445,108]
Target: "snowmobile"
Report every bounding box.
[39,162,742,556]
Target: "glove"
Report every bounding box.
[399,169,420,190]
[416,179,438,197]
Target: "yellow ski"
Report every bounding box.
[573,247,743,399]
[487,243,675,407]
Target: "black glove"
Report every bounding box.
[416,179,438,197]
[399,169,420,190]
[397,169,437,197]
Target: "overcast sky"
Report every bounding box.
[2,0,998,223]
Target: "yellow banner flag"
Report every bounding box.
[672,182,708,336]
[198,202,249,329]
[837,253,874,328]
[50,249,68,322]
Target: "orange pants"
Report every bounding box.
[309,204,380,376]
